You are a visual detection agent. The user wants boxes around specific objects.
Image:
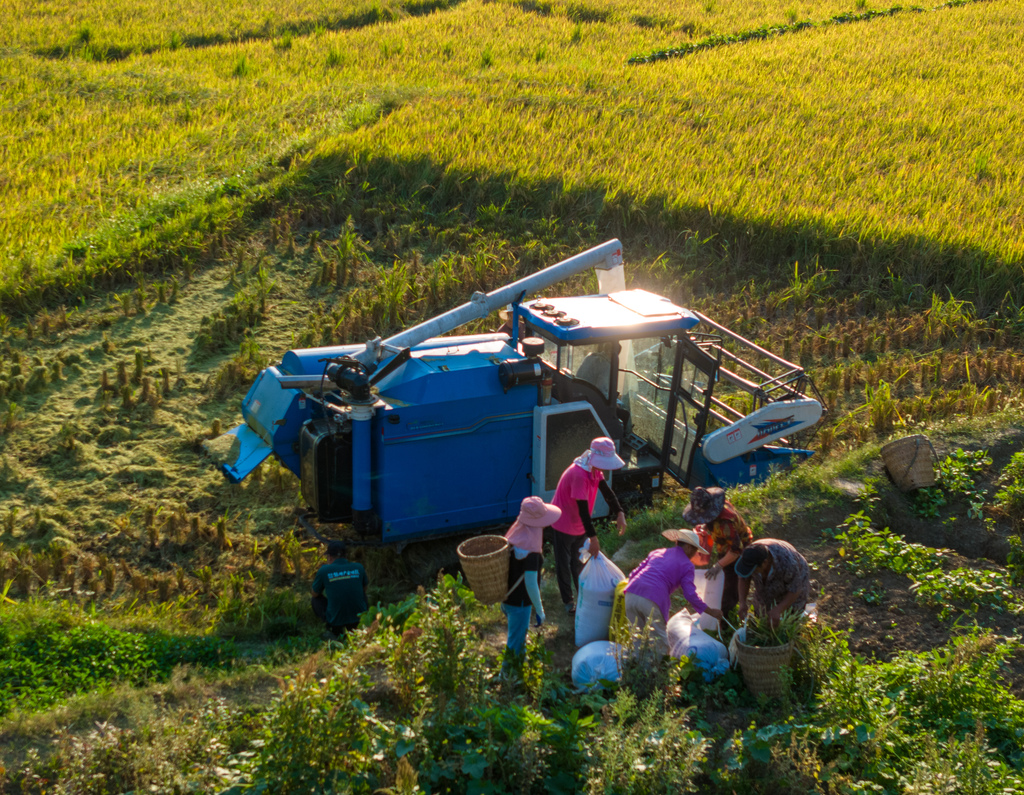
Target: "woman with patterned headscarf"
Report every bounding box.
[684,486,753,619]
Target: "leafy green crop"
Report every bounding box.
[828,511,1024,618]
[831,511,947,577]
[912,568,1023,618]
[936,447,991,518]
[0,614,234,716]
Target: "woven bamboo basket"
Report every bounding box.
[881,434,937,492]
[735,638,795,698]
[456,535,510,605]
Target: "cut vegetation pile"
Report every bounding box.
[1,0,1023,791]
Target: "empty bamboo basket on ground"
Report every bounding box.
[881,434,937,491]
[457,535,510,605]
[735,638,795,698]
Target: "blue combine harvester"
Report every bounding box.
[214,240,823,546]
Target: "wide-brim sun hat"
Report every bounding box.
[683,486,726,525]
[735,544,770,578]
[517,495,562,528]
[589,437,625,470]
[661,528,710,555]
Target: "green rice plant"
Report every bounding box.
[864,380,899,433]
[2,402,23,433]
[232,54,252,77]
[782,260,834,307]
[325,47,344,68]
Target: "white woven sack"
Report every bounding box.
[571,640,623,691]
[693,569,724,632]
[574,551,626,647]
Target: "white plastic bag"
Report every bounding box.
[666,611,729,681]
[575,549,626,647]
[693,569,724,632]
[728,626,746,668]
[571,640,622,691]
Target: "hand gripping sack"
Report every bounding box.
[571,640,623,691]
[575,552,626,647]
[693,568,724,632]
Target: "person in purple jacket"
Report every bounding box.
[623,529,724,656]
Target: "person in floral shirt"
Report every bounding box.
[683,486,753,619]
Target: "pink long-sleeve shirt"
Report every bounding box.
[624,546,707,621]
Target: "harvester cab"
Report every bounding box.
[213,240,823,546]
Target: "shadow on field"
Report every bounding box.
[32,0,468,63]
[269,147,1022,312]
[12,144,1021,317]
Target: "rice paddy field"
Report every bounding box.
[2,0,1024,791]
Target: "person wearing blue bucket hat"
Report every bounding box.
[735,539,811,628]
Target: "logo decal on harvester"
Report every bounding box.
[749,415,800,443]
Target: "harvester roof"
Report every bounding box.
[520,289,699,343]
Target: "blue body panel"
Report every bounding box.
[372,341,535,542]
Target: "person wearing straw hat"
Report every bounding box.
[550,437,628,614]
[622,529,724,656]
[502,496,561,663]
[685,486,753,620]
[735,538,811,628]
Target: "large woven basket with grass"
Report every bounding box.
[456,535,510,605]
[735,638,795,698]
[881,434,937,492]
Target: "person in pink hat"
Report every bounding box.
[502,496,561,663]
[550,437,628,614]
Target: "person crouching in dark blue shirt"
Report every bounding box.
[311,540,368,639]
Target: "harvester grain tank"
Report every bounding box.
[214,241,823,545]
